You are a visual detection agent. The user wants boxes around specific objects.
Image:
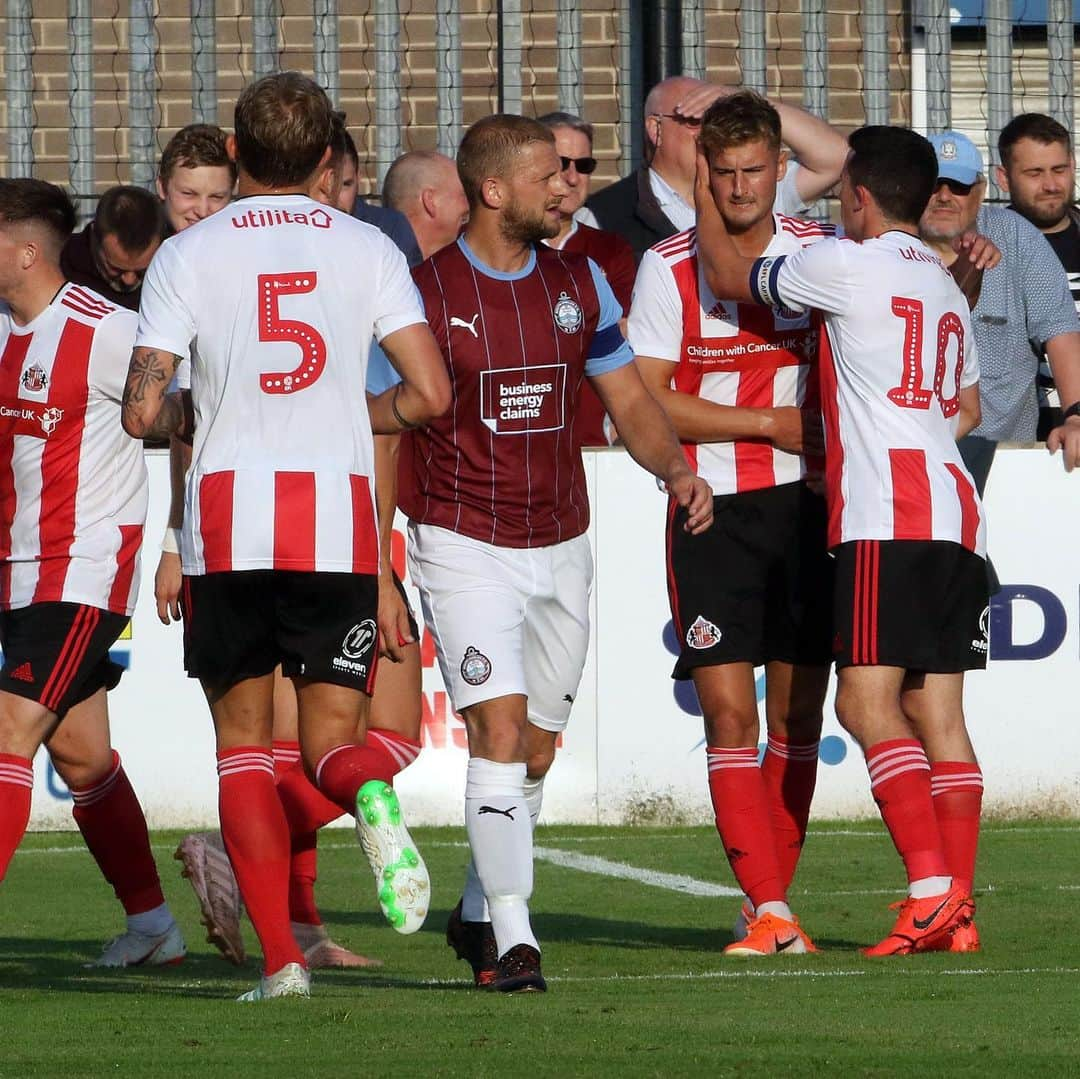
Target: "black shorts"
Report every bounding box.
[832,540,988,672]
[182,570,380,693]
[666,481,833,679]
[0,603,127,716]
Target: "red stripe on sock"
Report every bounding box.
[0,753,33,883]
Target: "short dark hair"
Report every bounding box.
[234,71,333,187]
[699,90,782,157]
[94,185,164,252]
[536,111,594,144]
[159,123,237,185]
[0,178,77,248]
[847,125,937,227]
[999,112,1072,167]
[457,114,555,208]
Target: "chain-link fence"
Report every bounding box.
[0,2,1076,219]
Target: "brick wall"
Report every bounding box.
[0,2,917,203]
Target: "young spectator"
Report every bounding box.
[157,124,236,236]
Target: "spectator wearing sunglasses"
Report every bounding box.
[584,76,848,263]
[919,130,1080,495]
[537,111,637,445]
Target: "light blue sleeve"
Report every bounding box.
[584,257,634,377]
[366,340,402,396]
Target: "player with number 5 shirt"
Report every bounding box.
[696,123,993,958]
[123,72,450,1001]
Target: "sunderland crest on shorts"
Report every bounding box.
[686,615,721,650]
[460,645,492,686]
[553,292,583,334]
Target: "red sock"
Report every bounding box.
[706,746,784,909]
[0,754,33,882]
[314,742,395,813]
[760,734,819,892]
[69,751,165,915]
[930,761,983,896]
[217,747,304,974]
[272,742,326,927]
[866,739,948,884]
[366,728,422,775]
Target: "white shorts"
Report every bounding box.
[407,522,593,732]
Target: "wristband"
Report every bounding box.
[391,384,417,430]
[161,526,181,555]
[1063,401,1080,422]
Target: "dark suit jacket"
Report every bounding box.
[584,166,679,264]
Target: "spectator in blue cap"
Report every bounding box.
[918,130,1080,493]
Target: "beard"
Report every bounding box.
[500,197,559,246]
[1011,191,1072,230]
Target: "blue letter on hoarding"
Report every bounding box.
[46,759,72,801]
[989,586,1067,661]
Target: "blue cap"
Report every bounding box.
[927,131,984,185]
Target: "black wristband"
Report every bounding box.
[391,383,418,430]
[1063,401,1080,422]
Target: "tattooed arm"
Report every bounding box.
[121,347,188,441]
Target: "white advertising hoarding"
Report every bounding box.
[27,445,1080,830]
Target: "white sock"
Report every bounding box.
[523,774,545,830]
[909,875,952,899]
[756,900,794,922]
[126,902,173,937]
[461,859,490,923]
[465,757,537,956]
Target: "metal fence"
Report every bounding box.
[0,2,1076,218]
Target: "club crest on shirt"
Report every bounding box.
[460,646,492,686]
[686,615,722,650]
[553,292,583,334]
[21,364,48,394]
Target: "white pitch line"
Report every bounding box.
[532,845,742,898]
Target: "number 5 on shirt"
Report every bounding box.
[258,271,326,395]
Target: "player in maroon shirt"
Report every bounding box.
[400,114,712,993]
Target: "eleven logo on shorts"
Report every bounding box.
[333,619,377,677]
[479,364,567,435]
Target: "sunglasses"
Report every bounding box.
[934,177,979,196]
[652,112,703,129]
[560,155,597,174]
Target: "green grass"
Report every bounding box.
[3,821,1079,1077]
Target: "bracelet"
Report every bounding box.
[160,526,181,555]
[1063,401,1080,422]
[391,383,417,430]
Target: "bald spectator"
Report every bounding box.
[538,111,637,446]
[382,150,469,260]
[919,130,1080,495]
[585,76,848,262]
[60,185,164,310]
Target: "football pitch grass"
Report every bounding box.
[3,821,1079,1077]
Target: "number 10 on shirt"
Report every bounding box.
[887,296,963,418]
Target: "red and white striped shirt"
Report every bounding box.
[0,284,146,614]
[135,195,426,575]
[751,231,985,555]
[629,216,833,496]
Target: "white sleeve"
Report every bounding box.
[626,249,684,364]
[751,236,855,317]
[372,233,427,343]
[961,315,980,388]
[774,164,806,216]
[90,308,139,403]
[170,357,191,393]
[574,205,600,229]
[134,240,197,360]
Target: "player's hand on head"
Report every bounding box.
[154,552,183,625]
[674,83,732,121]
[376,573,414,662]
